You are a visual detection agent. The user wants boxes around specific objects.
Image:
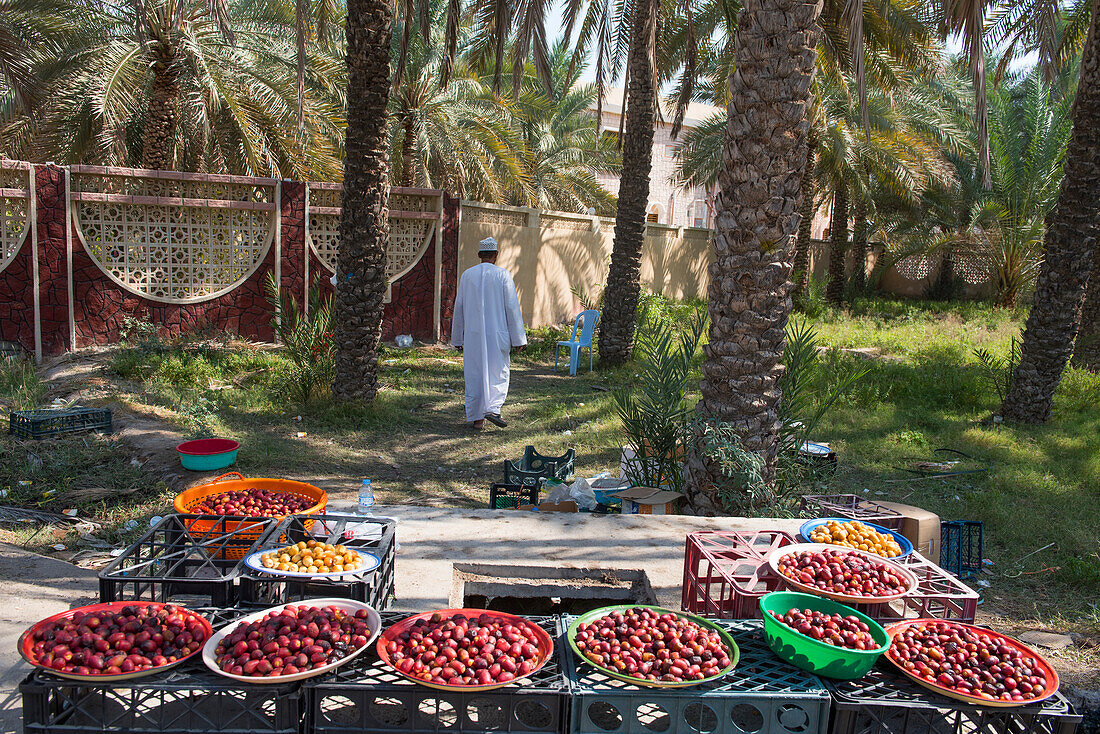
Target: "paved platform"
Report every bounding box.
[0,506,801,732]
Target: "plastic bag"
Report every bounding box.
[546,477,597,510]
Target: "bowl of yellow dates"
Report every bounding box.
[799,519,912,559]
[243,540,381,578]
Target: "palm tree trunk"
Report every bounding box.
[1074,242,1100,369]
[142,45,181,170]
[332,0,394,402]
[826,182,848,304]
[684,0,822,512]
[596,0,656,367]
[400,114,416,186]
[1001,0,1100,423]
[792,128,817,301]
[852,195,867,294]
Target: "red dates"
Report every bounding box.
[778,549,909,597]
[214,605,372,677]
[573,608,732,683]
[193,488,312,516]
[888,621,1050,703]
[386,612,544,686]
[28,604,207,676]
[769,608,878,650]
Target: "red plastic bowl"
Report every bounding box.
[177,438,241,455]
[19,601,213,682]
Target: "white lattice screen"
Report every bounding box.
[0,164,30,273]
[71,169,276,303]
[306,185,441,301]
[894,255,935,281]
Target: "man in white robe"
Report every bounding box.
[451,237,527,429]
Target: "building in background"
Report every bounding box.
[592,89,829,238]
[591,89,720,228]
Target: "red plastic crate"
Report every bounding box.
[799,493,904,529]
[681,530,798,619]
[683,531,980,624]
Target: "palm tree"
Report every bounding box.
[5,0,346,178]
[563,0,659,366]
[332,0,393,402]
[1076,243,1100,368]
[1001,0,1100,422]
[682,0,823,508]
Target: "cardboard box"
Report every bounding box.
[613,486,683,515]
[877,500,940,560]
[516,500,579,513]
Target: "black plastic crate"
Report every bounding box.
[98,514,282,607]
[562,616,831,734]
[239,514,395,609]
[306,612,568,734]
[503,447,575,488]
[10,407,112,439]
[940,520,983,579]
[825,662,1080,734]
[489,482,539,510]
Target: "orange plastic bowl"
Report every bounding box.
[173,472,327,559]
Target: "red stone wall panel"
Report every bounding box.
[382,232,435,342]
[36,165,69,356]
[0,235,34,354]
[72,243,276,346]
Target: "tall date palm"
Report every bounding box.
[683,0,823,509]
[332,0,394,402]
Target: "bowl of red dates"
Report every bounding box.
[759,591,889,679]
[203,599,381,683]
[19,602,213,682]
[885,619,1059,707]
[769,543,918,604]
[377,609,555,691]
[567,605,739,688]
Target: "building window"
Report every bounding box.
[693,199,707,228]
[646,203,662,223]
[665,144,677,158]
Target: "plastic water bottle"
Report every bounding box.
[357,479,374,516]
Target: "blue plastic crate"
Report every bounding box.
[561,616,831,734]
[940,520,983,579]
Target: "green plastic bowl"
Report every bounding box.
[759,591,889,680]
[177,438,240,471]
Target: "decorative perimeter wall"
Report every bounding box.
[0,162,453,359]
[0,160,988,360]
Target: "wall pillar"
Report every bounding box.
[280,181,308,305]
[35,165,70,359]
[439,192,460,341]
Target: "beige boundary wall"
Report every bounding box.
[459,201,714,328]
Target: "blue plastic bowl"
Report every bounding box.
[799,517,913,558]
[177,438,240,472]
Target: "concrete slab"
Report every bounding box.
[0,543,100,734]
[354,504,801,611]
[0,506,801,733]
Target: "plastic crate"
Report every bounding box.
[10,407,112,440]
[798,494,903,529]
[98,514,282,607]
[20,606,301,734]
[940,520,983,579]
[683,532,979,624]
[489,482,539,509]
[681,530,799,619]
[503,447,576,488]
[239,514,395,609]
[562,616,831,734]
[825,662,1080,734]
[306,613,568,734]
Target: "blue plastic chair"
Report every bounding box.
[555,310,600,375]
